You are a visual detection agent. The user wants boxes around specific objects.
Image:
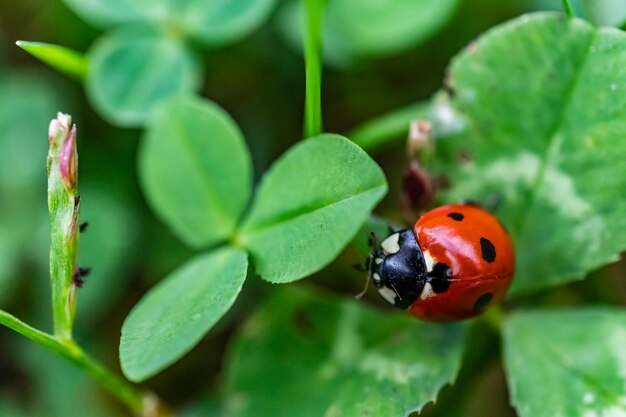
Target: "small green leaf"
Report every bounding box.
[139,95,252,249]
[178,0,278,46]
[279,0,459,66]
[439,13,626,295]
[237,134,387,283]
[503,307,626,417]
[120,247,248,382]
[224,287,468,417]
[16,41,88,81]
[86,26,201,127]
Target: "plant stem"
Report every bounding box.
[348,101,430,152]
[0,310,152,416]
[303,0,324,138]
[47,114,79,340]
[561,0,574,17]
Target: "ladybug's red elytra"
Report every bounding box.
[368,203,515,321]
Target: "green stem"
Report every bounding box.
[303,0,324,138]
[561,0,574,17]
[0,310,149,415]
[348,101,429,152]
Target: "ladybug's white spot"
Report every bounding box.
[372,273,381,284]
[381,233,400,255]
[419,282,435,300]
[378,286,397,304]
[423,250,435,272]
[374,258,383,265]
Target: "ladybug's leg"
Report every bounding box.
[355,232,379,299]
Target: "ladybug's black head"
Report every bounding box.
[368,229,427,309]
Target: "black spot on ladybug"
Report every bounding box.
[447,212,464,221]
[474,293,493,312]
[430,263,452,293]
[480,237,496,263]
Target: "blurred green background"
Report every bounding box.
[1,0,624,416]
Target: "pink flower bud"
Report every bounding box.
[48,112,71,143]
[59,124,78,190]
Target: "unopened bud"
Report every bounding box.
[59,125,77,190]
[48,113,78,190]
[401,161,433,218]
[406,120,432,160]
[48,113,71,143]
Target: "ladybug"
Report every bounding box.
[367,203,514,321]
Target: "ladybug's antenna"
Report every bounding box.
[355,232,377,300]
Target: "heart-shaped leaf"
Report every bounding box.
[503,307,626,417]
[86,26,201,127]
[61,0,168,28]
[120,247,248,382]
[278,0,459,66]
[139,95,252,249]
[236,134,387,283]
[224,287,468,417]
[177,0,278,46]
[439,13,626,295]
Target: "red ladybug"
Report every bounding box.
[368,203,514,321]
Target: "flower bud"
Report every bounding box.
[59,125,77,190]
[48,112,78,190]
[48,112,71,143]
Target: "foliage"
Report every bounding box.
[1,0,625,416]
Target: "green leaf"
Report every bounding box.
[224,287,468,417]
[503,307,626,417]
[439,13,626,295]
[530,0,626,28]
[86,26,201,127]
[139,95,252,249]
[278,0,459,66]
[237,134,387,283]
[120,247,248,382]
[16,41,88,82]
[61,0,168,28]
[177,0,278,46]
